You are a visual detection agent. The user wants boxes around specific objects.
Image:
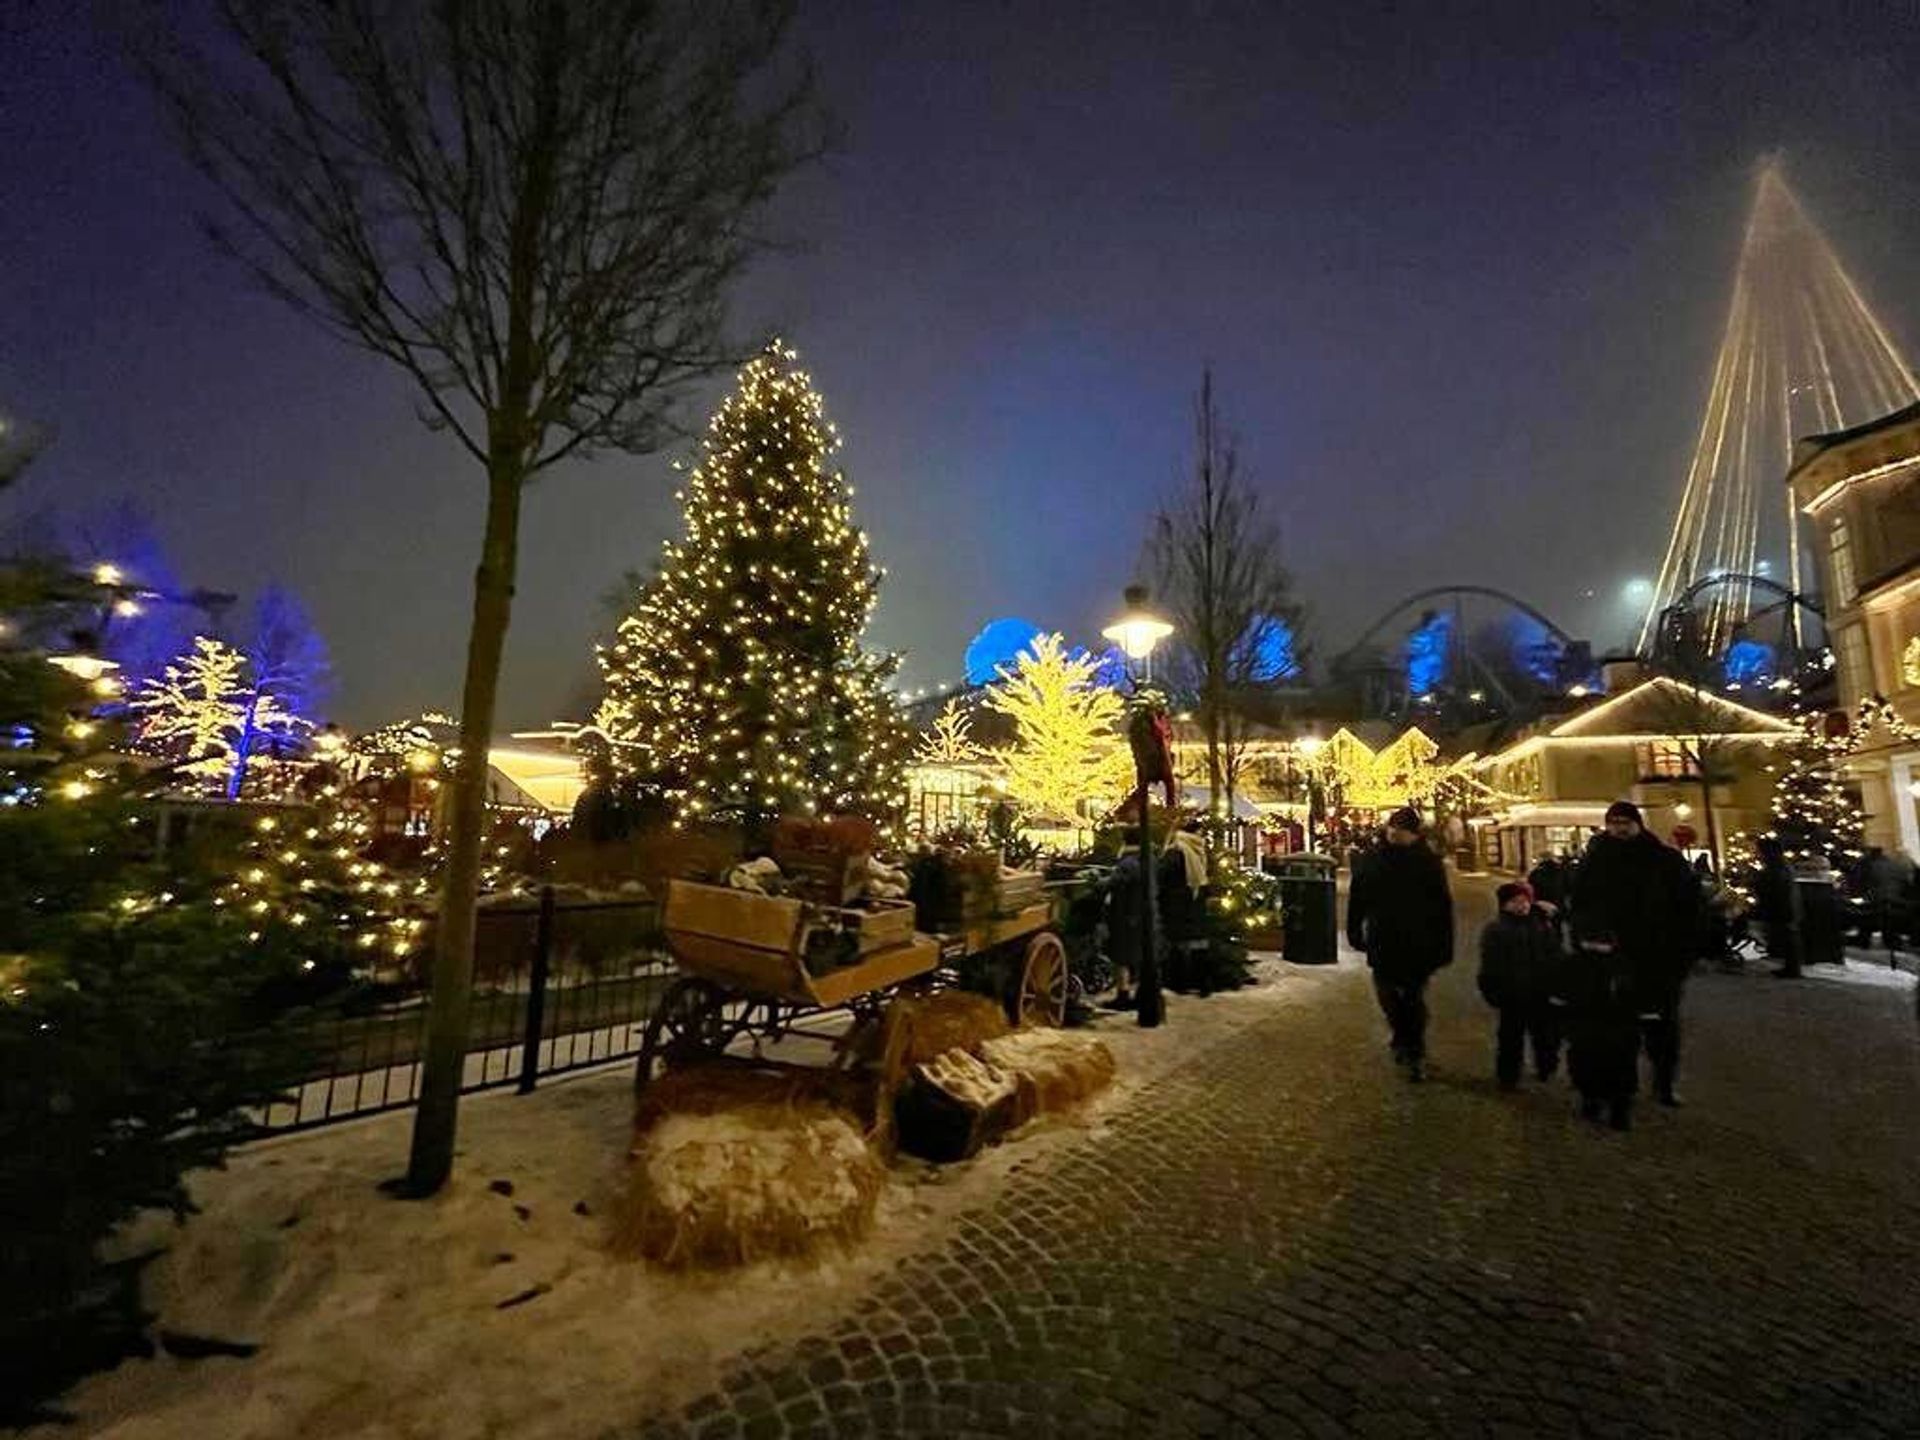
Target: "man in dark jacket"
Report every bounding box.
[1477,880,1565,1088]
[1346,806,1453,1081]
[1570,800,1700,1125]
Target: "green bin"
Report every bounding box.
[1264,853,1338,965]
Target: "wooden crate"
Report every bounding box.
[851,898,916,954]
[663,879,807,952]
[996,870,1045,915]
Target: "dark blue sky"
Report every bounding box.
[5,1,1920,727]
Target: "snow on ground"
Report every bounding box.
[1808,952,1920,993]
[50,956,1337,1440]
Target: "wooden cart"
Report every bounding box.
[634,878,1068,1088]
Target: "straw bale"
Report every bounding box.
[890,989,1011,1068]
[617,1101,883,1270]
[976,1029,1116,1124]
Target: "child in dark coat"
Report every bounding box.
[1477,881,1565,1089]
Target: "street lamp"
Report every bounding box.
[1102,585,1174,684]
[1106,586,1173,1028]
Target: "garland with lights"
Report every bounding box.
[594,342,909,828]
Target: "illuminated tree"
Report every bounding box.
[147,0,824,1192]
[918,697,982,766]
[986,633,1131,824]
[0,551,302,1410]
[233,586,332,798]
[596,344,909,828]
[1760,714,1866,873]
[132,636,303,797]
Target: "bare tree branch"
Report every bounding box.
[133,0,824,1193]
[1147,368,1308,831]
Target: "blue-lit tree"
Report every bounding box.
[1724,638,1776,687]
[1247,615,1301,682]
[232,586,332,797]
[1405,609,1452,698]
[963,617,1044,687]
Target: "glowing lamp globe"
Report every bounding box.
[1101,586,1173,662]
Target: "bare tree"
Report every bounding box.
[1148,369,1305,830]
[1643,673,1744,866]
[143,0,823,1193]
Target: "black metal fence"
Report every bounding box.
[257,891,672,1133]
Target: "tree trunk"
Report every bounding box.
[228,692,260,801]
[1701,771,1721,867]
[405,458,524,1195]
[403,11,555,1195]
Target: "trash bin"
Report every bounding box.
[1791,871,1845,969]
[1266,853,1338,965]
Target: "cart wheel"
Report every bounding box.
[1013,931,1068,1027]
[634,977,732,1091]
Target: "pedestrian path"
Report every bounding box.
[633,877,1920,1438]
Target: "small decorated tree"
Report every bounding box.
[595,343,908,829]
[0,653,307,1415]
[1760,712,1866,873]
[986,634,1132,825]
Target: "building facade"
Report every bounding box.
[1787,401,1920,857]
[1469,676,1795,871]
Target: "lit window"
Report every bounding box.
[1830,517,1857,605]
[1635,741,1697,780]
[1836,623,1872,704]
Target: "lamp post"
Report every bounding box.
[1295,734,1325,853]
[1104,586,1174,1028]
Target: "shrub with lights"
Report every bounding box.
[594,342,909,831]
[0,645,324,1413]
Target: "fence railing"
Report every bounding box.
[257,891,671,1133]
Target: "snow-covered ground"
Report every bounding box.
[1809,951,1920,993]
[49,955,1334,1440]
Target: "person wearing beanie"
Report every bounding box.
[1477,880,1566,1090]
[1568,798,1702,1129]
[1345,806,1453,1081]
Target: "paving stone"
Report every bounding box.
[630,881,1920,1437]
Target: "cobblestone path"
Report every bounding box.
[630,880,1920,1439]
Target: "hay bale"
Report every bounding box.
[635,1057,891,1155]
[886,989,1012,1069]
[896,1049,1019,1163]
[976,1029,1116,1124]
[618,1103,884,1270]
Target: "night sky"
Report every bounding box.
[6,1,1920,729]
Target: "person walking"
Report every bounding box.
[1346,806,1454,1082]
[1477,880,1565,1089]
[1571,800,1699,1126]
[1856,846,1914,955]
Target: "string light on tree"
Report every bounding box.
[131,635,306,797]
[984,633,1133,824]
[594,342,908,827]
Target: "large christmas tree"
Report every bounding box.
[595,343,907,827]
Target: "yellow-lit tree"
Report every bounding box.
[917,697,982,766]
[595,343,908,828]
[986,634,1131,824]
